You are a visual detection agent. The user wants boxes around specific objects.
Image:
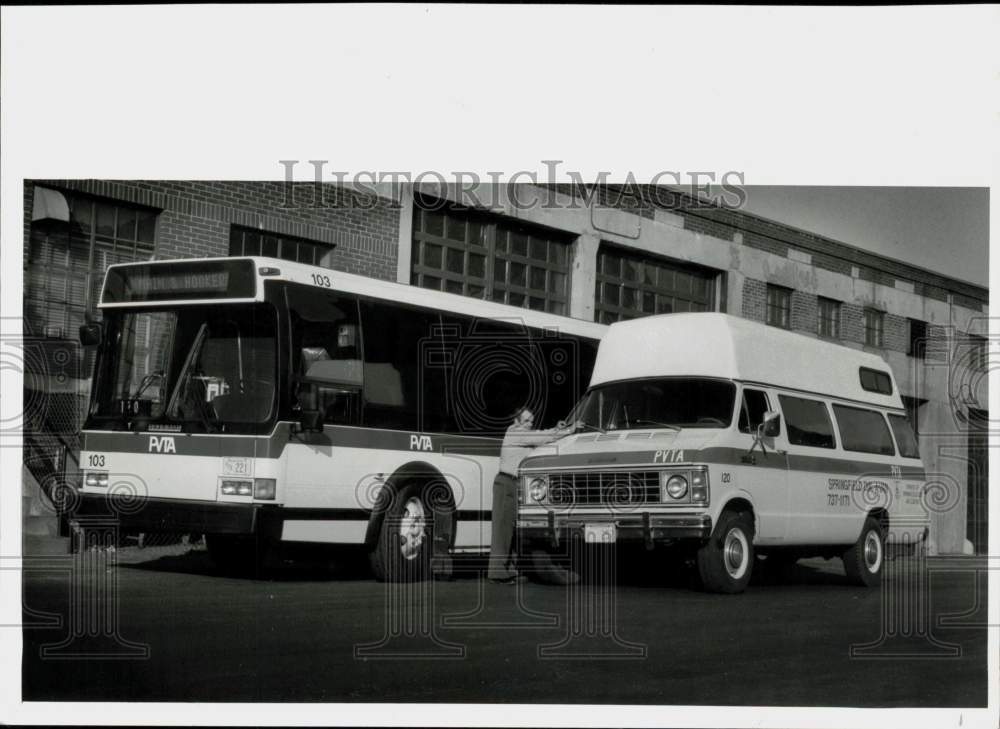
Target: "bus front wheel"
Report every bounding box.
[370,485,432,582]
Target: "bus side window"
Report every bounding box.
[287,287,362,426]
[738,388,770,434]
[359,300,451,432]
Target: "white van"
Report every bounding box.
[516,313,927,593]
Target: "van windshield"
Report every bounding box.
[572,378,736,431]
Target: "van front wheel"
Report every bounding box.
[842,516,885,587]
[696,510,755,594]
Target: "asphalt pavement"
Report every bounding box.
[20,543,989,706]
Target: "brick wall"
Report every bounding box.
[742,278,766,322]
[884,313,909,353]
[28,180,401,281]
[841,303,865,344]
[790,291,817,334]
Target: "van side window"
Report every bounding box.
[778,395,836,449]
[833,404,895,456]
[888,413,921,458]
[738,389,770,434]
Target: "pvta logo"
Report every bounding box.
[149,436,177,454]
[409,434,433,452]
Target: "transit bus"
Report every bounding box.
[517,313,928,593]
[73,256,606,579]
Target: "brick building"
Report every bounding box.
[22,180,989,555]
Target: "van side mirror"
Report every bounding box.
[758,411,781,438]
[296,409,323,433]
[79,323,103,346]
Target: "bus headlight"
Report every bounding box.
[84,471,109,488]
[528,476,549,503]
[664,474,688,500]
[254,478,276,500]
[221,479,252,496]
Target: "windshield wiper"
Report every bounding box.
[131,371,163,400]
[630,418,682,432]
[574,421,606,434]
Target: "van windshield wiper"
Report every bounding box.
[630,419,682,432]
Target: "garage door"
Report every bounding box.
[595,243,717,324]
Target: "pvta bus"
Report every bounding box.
[517,313,928,593]
[73,256,605,579]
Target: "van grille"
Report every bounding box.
[547,471,661,506]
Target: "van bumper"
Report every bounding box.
[517,511,712,548]
[70,492,260,535]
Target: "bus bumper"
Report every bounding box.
[71,492,260,535]
[517,511,712,549]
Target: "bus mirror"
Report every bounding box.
[759,411,781,438]
[297,409,323,433]
[79,322,103,346]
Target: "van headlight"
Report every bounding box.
[528,476,549,503]
[664,474,688,500]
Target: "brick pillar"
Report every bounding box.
[841,303,865,344]
[790,291,817,334]
[741,278,766,323]
[884,313,909,352]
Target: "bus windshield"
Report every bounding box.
[88,304,277,433]
[571,377,736,432]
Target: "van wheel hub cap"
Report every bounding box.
[723,527,749,579]
[864,530,883,573]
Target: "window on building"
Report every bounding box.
[778,395,836,448]
[817,297,841,338]
[766,285,791,329]
[864,308,884,347]
[738,388,771,434]
[908,319,927,359]
[411,196,571,315]
[229,225,332,266]
[594,245,717,324]
[967,333,988,371]
[833,404,895,456]
[888,413,920,459]
[26,191,158,341]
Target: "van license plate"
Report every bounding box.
[584,523,616,544]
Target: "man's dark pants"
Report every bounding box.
[488,472,518,580]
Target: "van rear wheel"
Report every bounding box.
[842,516,885,587]
[696,509,754,594]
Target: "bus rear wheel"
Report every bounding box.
[370,485,432,582]
[842,516,885,587]
[696,509,755,594]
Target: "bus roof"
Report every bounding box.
[590,313,904,410]
[98,256,608,340]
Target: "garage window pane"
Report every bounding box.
[595,243,715,323]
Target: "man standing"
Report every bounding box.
[488,406,572,583]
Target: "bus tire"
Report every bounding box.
[842,516,885,587]
[696,509,754,594]
[206,534,265,577]
[369,485,432,583]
